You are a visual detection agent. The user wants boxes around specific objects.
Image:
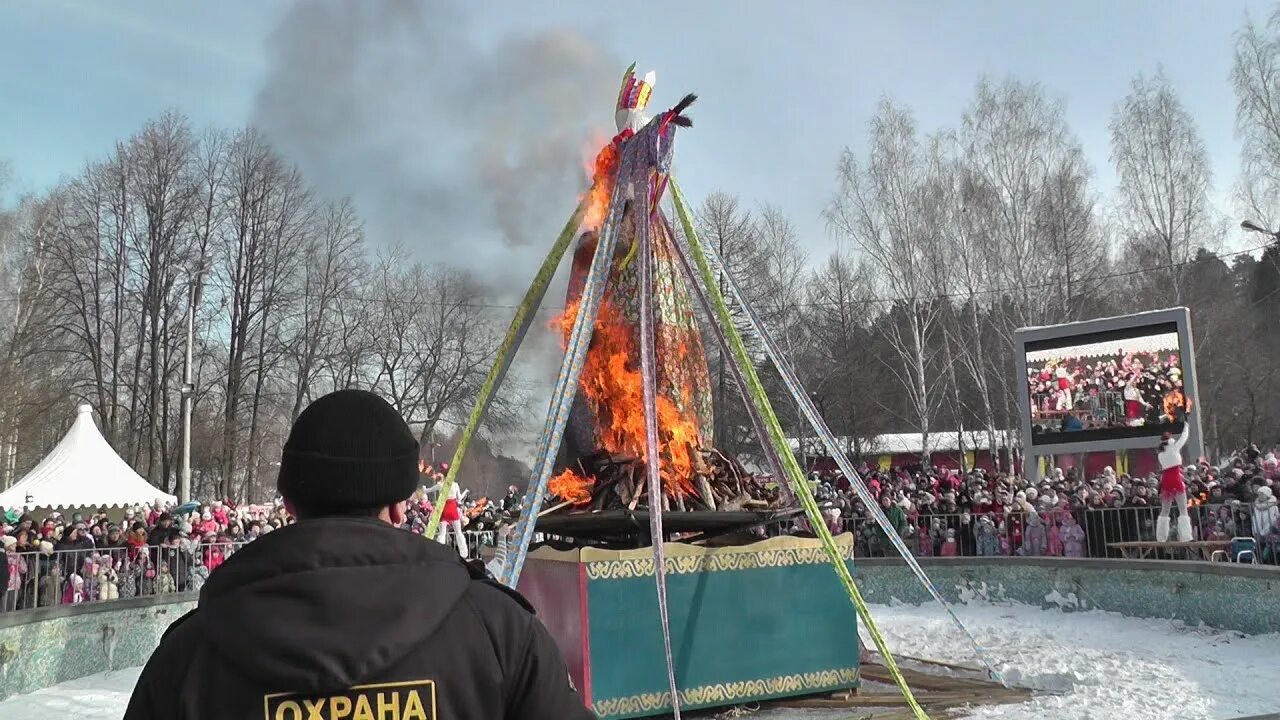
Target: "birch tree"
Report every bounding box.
[1110,69,1214,304]
[826,98,948,459]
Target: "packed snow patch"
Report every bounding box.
[841,600,1279,720]
[0,601,1275,720]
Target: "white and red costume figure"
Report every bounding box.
[425,473,469,559]
[1123,379,1148,426]
[1054,364,1073,411]
[1156,417,1192,542]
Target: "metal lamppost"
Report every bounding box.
[179,256,211,505]
[1241,219,1280,238]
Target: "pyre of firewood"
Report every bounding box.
[549,448,782,514]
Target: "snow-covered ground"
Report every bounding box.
[2,600,1276,720]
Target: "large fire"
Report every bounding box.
[549,468,594,506]
[581,141,619,232]
[556,298,701,499]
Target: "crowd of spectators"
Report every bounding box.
[4,445,1278,612]
[0,500,291,611]
[1027,349,1187,433]
[0,475,527,612]
[798,444,1280,563]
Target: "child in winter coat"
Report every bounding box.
[939,529,959,557]
[3,536,24,611]
[1021,512,1047,556]
[1061,514,1086,557]
[62,573,85,604]
[97,563,119,601]
[189,555,210,594]
[997,521,1011,555]
[915,524,934,556]
[155,564,176,595]
[1253,487,1278,541]
[203,541,226,573]
[976,516,999,556]
[1046,516,1064,556]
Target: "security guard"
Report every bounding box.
[124,390,595,720]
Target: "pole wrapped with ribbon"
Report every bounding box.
[671,177,1006,690]
[425,198,587,540]
[669,179,930,720]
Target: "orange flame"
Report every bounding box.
[550,468,594,506]
[581,141,619,233]
[555,298,700,499]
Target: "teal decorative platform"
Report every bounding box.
[516,535,862,719]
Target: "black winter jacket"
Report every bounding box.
[123,517,595,720]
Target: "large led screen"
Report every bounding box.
[1024,321,1191,446]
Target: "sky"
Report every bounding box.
[2,0,1275,265]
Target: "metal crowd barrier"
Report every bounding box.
[1,542,247,613]
[820,504,1278,564]
[5,508,1273,614]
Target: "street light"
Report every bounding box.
[1241,219,1280,238]
[179,255,212,505]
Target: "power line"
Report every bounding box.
[0,240,1271,314]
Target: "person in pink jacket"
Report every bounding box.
[1060,514,1086,557]
[939,528,959,557]
[1046,516,1064,556]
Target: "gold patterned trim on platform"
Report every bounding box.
[584,544,854,580]
[523,533,856,578]
[591,667,859,717]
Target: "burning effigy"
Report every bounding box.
[527,66,783,520]
[424,63,1000,720]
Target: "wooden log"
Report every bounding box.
[538,500,573,517]
[628,481,644,512]
[697,475,718,511]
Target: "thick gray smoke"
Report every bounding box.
[253,0,618,288]
[253,0,622,456]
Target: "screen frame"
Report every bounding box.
[1013,307,1203,463]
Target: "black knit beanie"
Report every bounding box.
[278,390,419,511]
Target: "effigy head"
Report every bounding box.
[616,63,656,133]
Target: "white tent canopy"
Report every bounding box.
[0,405,176,511]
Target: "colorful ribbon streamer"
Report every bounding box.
[670,178,1007,690]
[661,215,788,495]
[499,187,625,589]
[637,205,683,719]
[669,179,930,720]
[425,198,587,540]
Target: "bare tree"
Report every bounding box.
[366,248,520,447]
[803,251,890,456]
[693,193,764,451]
[826,97,949,459]
[1233,8,1280,228]
[127,112,200,486]
[1110,69,1215,303]
[285,198,365,419]
[0,188,66,487]
[958,77,1100,459]
[216,129,309,499]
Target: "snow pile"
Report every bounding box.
[0,667,141,719]
[852,600,1280,720]
[1,601,1276,720]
